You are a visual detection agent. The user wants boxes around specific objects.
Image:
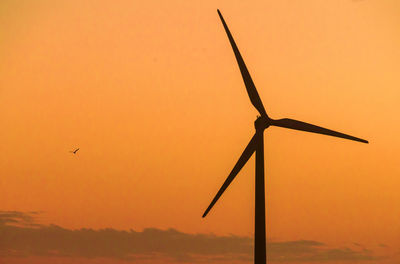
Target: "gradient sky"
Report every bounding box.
[1,0,399,263]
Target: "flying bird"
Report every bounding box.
[202,9,368,264]
[69,148,79,154]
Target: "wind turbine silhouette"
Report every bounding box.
[202,9,368,264]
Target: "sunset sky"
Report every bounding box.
[1,0,399,263]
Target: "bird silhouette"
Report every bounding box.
[69,148,79,154]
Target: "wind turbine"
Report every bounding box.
[202,9,368,264]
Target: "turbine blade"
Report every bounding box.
[217,9,268,117]
[203,133,258,218]
[271,118,368,143]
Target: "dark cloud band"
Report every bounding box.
[0,211,379,262]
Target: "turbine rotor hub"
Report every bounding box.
[254,115,270,131]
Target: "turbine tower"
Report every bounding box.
[202,10,368,264]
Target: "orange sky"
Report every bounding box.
[1,0,399,263]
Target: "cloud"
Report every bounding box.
[0,211,41,227]
[0,211,380,262]
[267,241,380,262]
